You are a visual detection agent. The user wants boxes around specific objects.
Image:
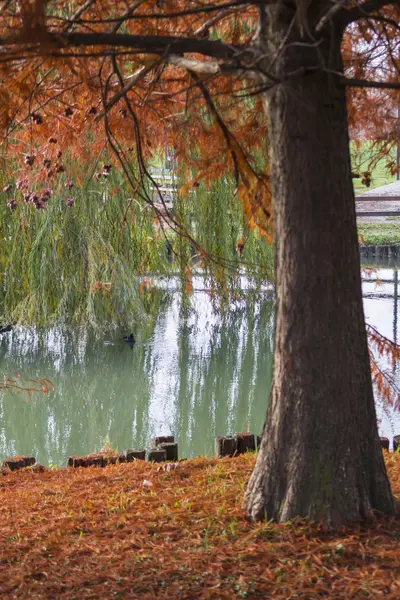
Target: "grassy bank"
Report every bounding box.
[358,222,400,246]
[351,143,396,193]
[0,453,399,598]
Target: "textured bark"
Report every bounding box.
[243,5,396,524]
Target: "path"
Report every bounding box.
[356,180,400,223]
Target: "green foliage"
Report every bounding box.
[0,164,171,328]
[0,158,274,328]
[351,142,396,193]
[358,223,400,245]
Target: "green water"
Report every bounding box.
[0,294,274,465]
[1,263,400,466]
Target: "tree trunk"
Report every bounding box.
[243,5,396,524]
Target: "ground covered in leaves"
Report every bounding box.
[0,454,399,599]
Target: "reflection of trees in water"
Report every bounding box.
[174,297,274,457]
[0,290,172,465]
[0,292,274,465]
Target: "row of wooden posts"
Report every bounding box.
[2,434,400,472]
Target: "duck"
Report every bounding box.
[0,324,13,334]
[123,333,136,344]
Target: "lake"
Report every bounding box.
[0,266,399,466]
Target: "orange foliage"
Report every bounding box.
[368,325,400,412]
[0,1,397,225]
[0,3,399,404]
[1,373,55,401]
[0,453,398,598]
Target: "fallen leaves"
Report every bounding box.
[0,453,398,598]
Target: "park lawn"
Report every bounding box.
[351,142,396,193]
[0,453,399,599]
[358,222,400,245]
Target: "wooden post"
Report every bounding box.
[91,457,106,467]
[157,442,178,461]
[215,436,237,457]
[380,437,390,450]
[236,433,256,454]
[148,448,167,462]
[151,436,174,447]
[125,449,146,461]
[3,456,36,471]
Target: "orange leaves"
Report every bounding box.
[90,281,112,296]
[367,324,400,411]
[237,172,273,242]
[0,454,399,598]
[139,278,152,296]
[1,374,55,401]
[210,111,273,241]
[183,264,193,295]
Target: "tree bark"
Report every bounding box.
[243,5,396,524]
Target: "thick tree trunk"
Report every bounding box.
[243,6,396,524]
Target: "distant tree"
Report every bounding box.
[0,0,399,524]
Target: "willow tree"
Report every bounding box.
[0,1,399,523]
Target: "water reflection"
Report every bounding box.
[0,293,274,465]
[361,257,400,438]
[1,263,399,465]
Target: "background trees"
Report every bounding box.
[0,1,399,523]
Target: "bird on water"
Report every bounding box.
[123,334,136,344]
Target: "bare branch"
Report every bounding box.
[315,1,348,33]
[167,55,222,75]
[95,64,155,121]
[341,0,397,26]
[63,0,97,32]
[1,31,241,61]
[342,77,400,89]
[166,53,259,79]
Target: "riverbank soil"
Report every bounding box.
[0,454,399,599]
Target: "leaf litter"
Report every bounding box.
[0,453,398,599]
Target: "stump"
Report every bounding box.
[3,456,36,471]
[157,442,178,461]
[151,436,174,448]
[125,449,146,461]
[236,433,256,454]
[380,437,390,451]
[215,436,237,457]
[91,456,107,467]
[148,448,167,462]
[31,463,46,473]
[393,434,400,452]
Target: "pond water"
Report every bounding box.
[0,266,399,466]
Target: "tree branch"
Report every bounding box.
[166,53,259,79]
[342,77,400,89]
[94,63,154,121]
[341,0,397,26]
[315,1,348,33]
[2,31,241,61]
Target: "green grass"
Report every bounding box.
[358,223,400,245]
[351,142,397,193]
